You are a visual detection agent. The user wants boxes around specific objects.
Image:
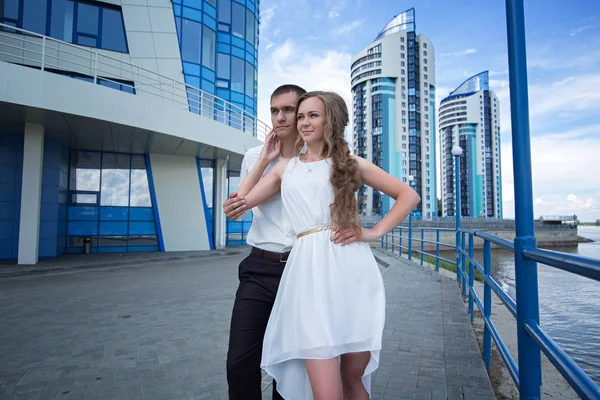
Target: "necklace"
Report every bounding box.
[300,156,325,173]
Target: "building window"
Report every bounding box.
[218,0,231,22]
[181,19,202,63]
[423,42,427,48]
[217,53,230,79]
[246,8,255,46]
[35,0,128,53]
[401,45,405,50]
[424,50,428,56]
[424,58,427,64]
[231,56,244,92]
[424,74,428,80]
[202,26,216,70]
[401,61,405,67]
[424,66,428,72]
[245,61,254,96]
[231,1,245,39]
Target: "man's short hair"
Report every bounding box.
[270,84,307,102]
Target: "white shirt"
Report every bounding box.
[239,145,294,253]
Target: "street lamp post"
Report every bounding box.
[452,146,463,285]
[407,175,414,261]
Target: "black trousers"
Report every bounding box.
[226,253,285,400]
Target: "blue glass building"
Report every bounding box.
[0,0,262,263]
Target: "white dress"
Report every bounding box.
[261,157,386,399]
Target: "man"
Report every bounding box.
[224,84,307,400]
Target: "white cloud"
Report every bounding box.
[569,24,597,36]
[328,11,340,18]
[257,40,353,141]
[528,74,600,120]
[260,6,277,32]
[440,48,477,58]
[332,19,365,36]
[500,131,600,221]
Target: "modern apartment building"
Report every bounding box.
[439,71,503,218]
[0,0,264,263]
[351,8,437,219]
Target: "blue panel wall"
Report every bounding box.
[39,137,69,258]
[0,132,23,260]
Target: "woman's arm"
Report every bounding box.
[235,158,290,211]
[332,156,420,245]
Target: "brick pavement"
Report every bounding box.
[0,248,495,399]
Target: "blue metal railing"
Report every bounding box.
[380,226,600,399]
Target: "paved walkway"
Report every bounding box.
[0,248,496,400]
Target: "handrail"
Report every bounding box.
[522,247,600,282]
[380,224,600,399]
[0,22,270,141]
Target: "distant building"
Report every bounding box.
[439,71,503,218]
[351,8,437,219]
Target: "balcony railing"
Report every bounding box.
[0,23,270,141]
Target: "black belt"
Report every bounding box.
[251,247,290,263]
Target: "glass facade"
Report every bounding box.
[375,7,415,40]
[0,0,128,53]
[67,151,159,253]
[173,0,259,116]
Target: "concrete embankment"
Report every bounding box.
[379,221,579,251]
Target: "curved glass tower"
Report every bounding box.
[351,8,437,219]
[439,71,503,218]
[173,0,259,116]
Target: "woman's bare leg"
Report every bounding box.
[340,352,370,400]
[305,358,343,400]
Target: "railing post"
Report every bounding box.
[385,230,389,251]
[483,240,492,368]
[454,148,462,285]
[172,78,175,104]
[93,52,98,84]
[41,36,46,71]
[420,228,424,265]
[391,228,395,254]
[435,229,440,272]
[399,227,403,257]
[461,231,467,299]
[408,212,413,261]
[506,0,542,398]
[468,233,475,321]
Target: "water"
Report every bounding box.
[469,226,600,386]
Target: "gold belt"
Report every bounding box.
[296,224,334,239]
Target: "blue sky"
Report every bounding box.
[256,0,600,221]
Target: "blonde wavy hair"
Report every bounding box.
[295,91,361,230]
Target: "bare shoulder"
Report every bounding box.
[351,155,373,170]
[273,157,292,175]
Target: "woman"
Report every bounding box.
[233,91,420,399]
